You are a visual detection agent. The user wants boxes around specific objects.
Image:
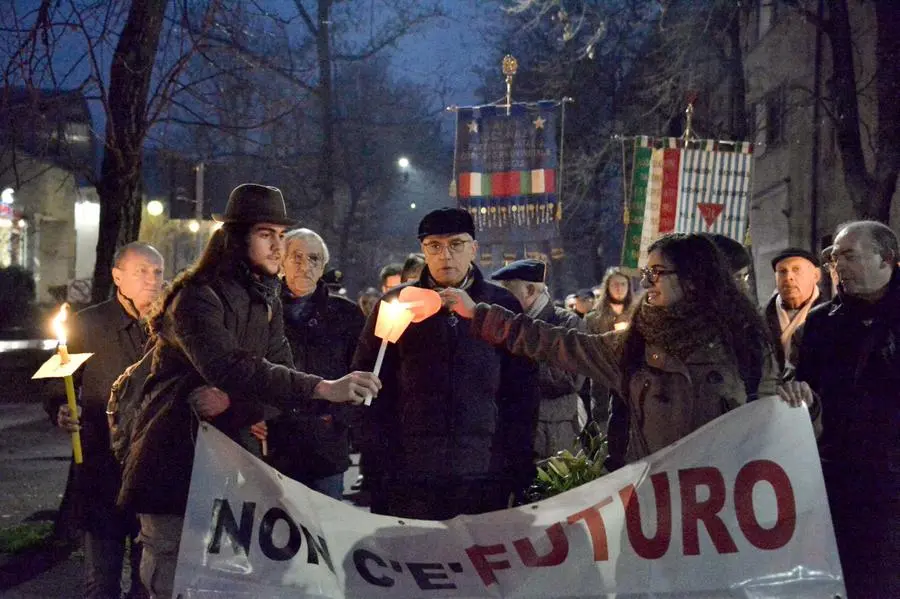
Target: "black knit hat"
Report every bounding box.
[417,207,475,240]
[218,183,297,227]
[771,247,820,270]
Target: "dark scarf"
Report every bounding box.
[425,267,474,291]
[633,300,720,361]
[237,260,281,307]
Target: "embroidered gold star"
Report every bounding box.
[533,115,546,129]
[467,121,478,133]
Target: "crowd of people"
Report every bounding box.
[46,183,897,598]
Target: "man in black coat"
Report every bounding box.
[47,241,164,599]
[259,228,365,499]
[788,221,900,598]
[353,208,540,520]
[490,259,586,459]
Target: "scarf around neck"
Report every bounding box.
[633,300,720,360]
[775,285,819,367]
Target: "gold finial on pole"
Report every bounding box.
[682,102,695,141]
[502,55,518,116]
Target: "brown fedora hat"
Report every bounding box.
[217,183,298,227]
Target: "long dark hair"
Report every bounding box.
[148,222,251,335]
[623,233,771,395]
[597,268,635,315]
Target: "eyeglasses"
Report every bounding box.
[640,266,678,284]
[422,239,472,256]
[289,252,323,268]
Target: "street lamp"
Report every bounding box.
[188,220,200,233]
[397,156,410,169]
[1,188,14,204]
[146,200,164,216]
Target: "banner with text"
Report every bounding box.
[173,399,844,598]
[454,102,560,231]
[622,136,754,268]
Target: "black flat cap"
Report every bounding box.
[417,207,475,240]
[574,288,595,300]
[771,247,820,270]
[491,259,545,283]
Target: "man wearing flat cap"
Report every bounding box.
[492,259,586,459]
[764,247,825,375]
[353,207,540,520]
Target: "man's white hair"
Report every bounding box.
[284,228,329,264]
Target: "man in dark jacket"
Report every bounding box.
[491,259,586,459]
[353,208,540,520]
[260,228,365,499]
[790,221,899,598]
[119,184,379,599]
[48,241,163,599]
[764,248,825,376]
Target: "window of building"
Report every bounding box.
[751,87,787,153]
[64,122,90,143]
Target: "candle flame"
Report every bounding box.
[53,303,70,345]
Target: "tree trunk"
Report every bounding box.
[871,1,900,221]
[91,0,167,303]
[826,0,877,219]
[727,7,748,141]
[317,0,336,234]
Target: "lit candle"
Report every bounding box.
[613,321,629,332]
[365,300,415,406]
[53,304,71,364]
[52,303,83,464]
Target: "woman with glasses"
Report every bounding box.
[441,233,814,470]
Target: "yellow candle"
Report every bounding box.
[63,374,83,464]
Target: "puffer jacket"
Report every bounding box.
[352,265,540,491]
[471,302,780,467]
[118,269,323,515]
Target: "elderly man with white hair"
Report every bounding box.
[490,259,587,459]
[253,228,365,499]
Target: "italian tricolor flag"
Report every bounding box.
[458,169,556,198]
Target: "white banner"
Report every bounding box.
[173,399,844,598]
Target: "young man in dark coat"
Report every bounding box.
[490,259,586,459]
[253,228,365,499]
[49,241,163,599]
[353,208,540,520]
[118,184,379,598]
[785,221,900,598]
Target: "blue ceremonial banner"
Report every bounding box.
[455,102,561,230]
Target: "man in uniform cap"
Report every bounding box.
[764,247,825,375]
[352,207,540,519]
[491,259,587,458]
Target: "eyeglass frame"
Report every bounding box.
[287,251,324,269]
[421,238,473,256]
[640,266,678,284]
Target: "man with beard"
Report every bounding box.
[764,248,825,375]
[491,259,585,458]
[353,208,540,519]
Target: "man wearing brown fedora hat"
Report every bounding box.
[117,183,381,598]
